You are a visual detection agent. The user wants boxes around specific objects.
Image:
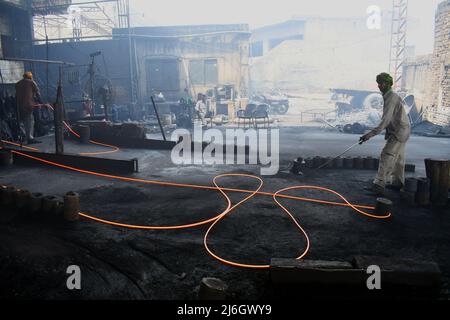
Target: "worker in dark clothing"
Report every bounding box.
[15,71,41,144]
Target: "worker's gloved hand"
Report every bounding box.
[36,95,43,105]
[359,133,371,144]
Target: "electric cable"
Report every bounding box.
[2,147,391,269]
[1,119,391,269]
[38,103,120,155]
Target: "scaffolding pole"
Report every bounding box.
[389,0,409,90]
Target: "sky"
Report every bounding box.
[130,0,442,55]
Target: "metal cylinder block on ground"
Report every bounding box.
[290,160,301,174]
[343,157,354,169]
[375,197,393,215]
[424,159,450,206]
[416,191,430,206]
[55,201,64,219]
[353,157,364,169]
[0,150,13,167]
[325,157,333,169]
[13,189,31,211]
[404,178,418,193]
[42,195,58,216]
[333,157,344,169]
[28,192,44,214]
[64,191,80,222]
[417,177,430,193]
[400,189,416,206]
[78,125,91,144]
[312,157,321,169]
[198,277,227,300]
[319,157,328,168]
[374,158,380,169]
[363,157,376,170]
[1,186,16,207]
[296,157,305,170]
[305,158,314,169]
[0,184,9,205]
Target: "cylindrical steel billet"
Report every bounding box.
[2,186,16,207]
[42,195,58,215]
[290,160,301,174]
[374,158,380,169]
[424,159,449,205]
[28,192,44,214]
[415,192,430,206]
[400,189,416,206]
[353,157,364,169]
[318,157,328,168]
[404,178,418,193]
[64,191,80,222]
[333,157,344,169]
[305,158,314,169]
[0,184,9,205]
[14,189,31,210]
[79,125,90,144]
[198,277,227,300]
[296,157,305,170]
[375,197,393,215]
[0,150,13,166]
[325,157,333,168]
[363,157,376,170]
[312,157,321,169]
[55,201,65,219]
[417,177,430,193]
[343,157,354,169]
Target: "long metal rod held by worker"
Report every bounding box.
[316,139,363,170]
[150,96,167,141]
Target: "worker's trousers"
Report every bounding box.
[196,111,206,125]
[373,136,407,187]
[20,113,34,143]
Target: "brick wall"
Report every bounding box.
[402,55,434,113]
[403,0,450,125]
[431,0,450,114]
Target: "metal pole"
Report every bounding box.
[46,35,49,101]
[1,57,75,65]
[126,0,135,105]
[316,140,362,170]
[54,67,64,154]
[151,96,166,141]
[15,93,23,147]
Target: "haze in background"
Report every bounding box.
[131,0,441,55]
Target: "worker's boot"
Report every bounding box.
[385,182,403,191]
[364,183,385,195]
[27,139,42,145]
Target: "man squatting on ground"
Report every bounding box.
[360,72,411,195]
[15,71,42,144]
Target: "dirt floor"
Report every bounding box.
[0,126,449,299]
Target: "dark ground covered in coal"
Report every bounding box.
[1,127,449,299]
